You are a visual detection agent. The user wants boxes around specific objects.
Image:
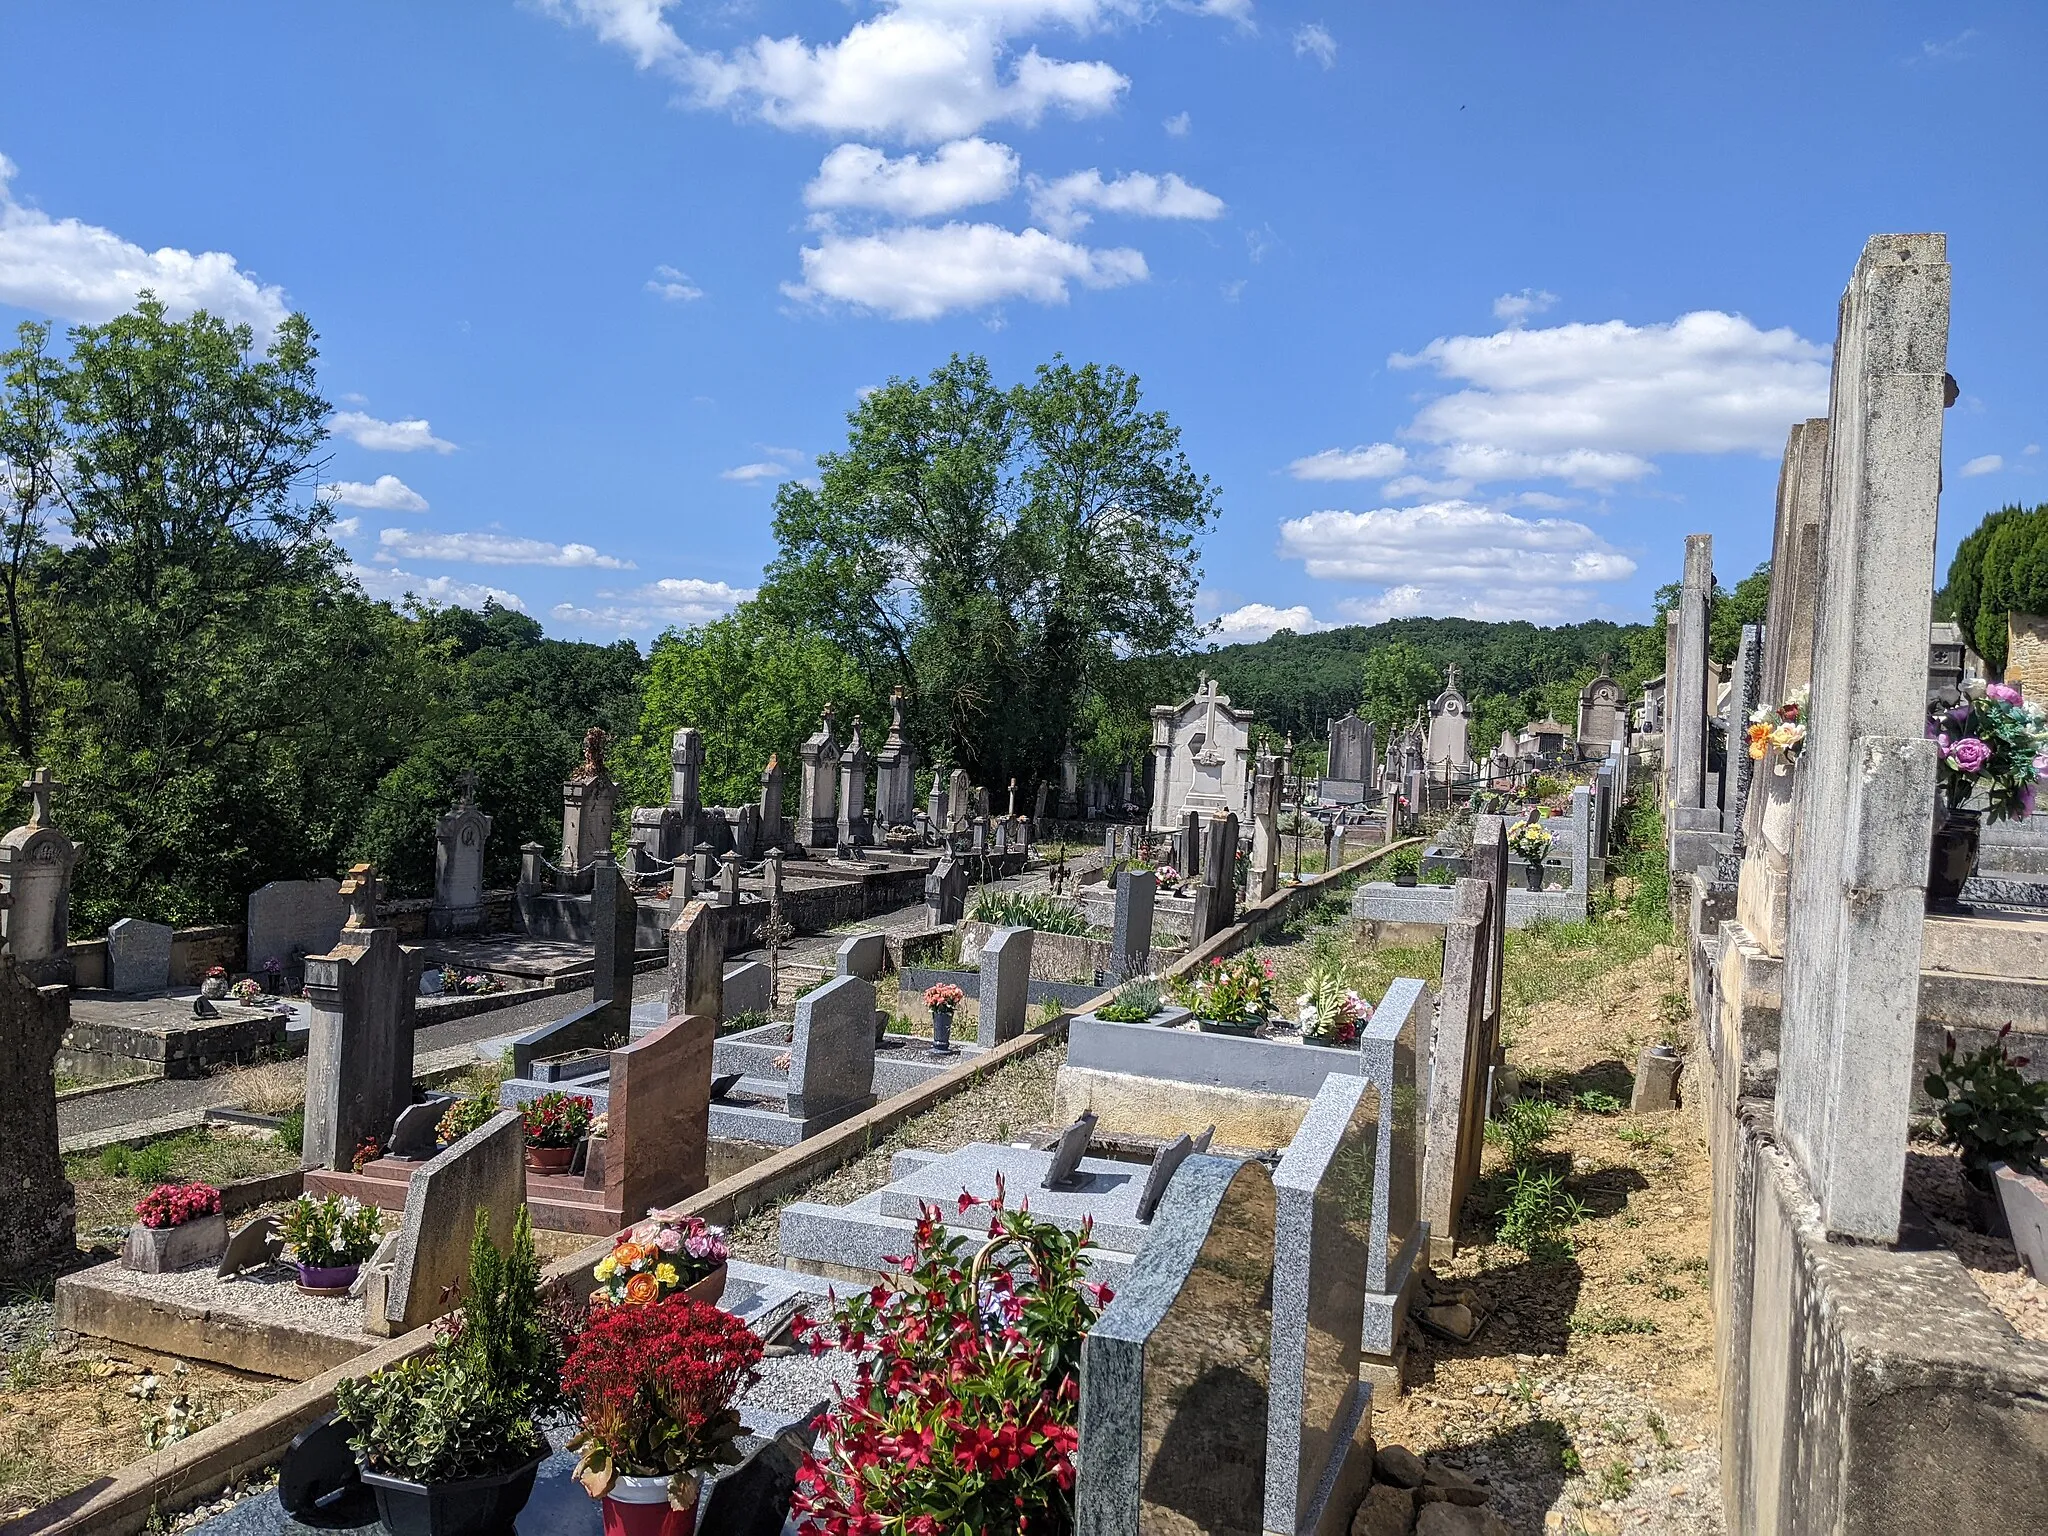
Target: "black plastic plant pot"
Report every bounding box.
[359,1447,547,1536]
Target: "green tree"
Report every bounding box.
[1953,504,2048,676]
[760,354,1216,794]
[1709,562,1771,665]
[1358,640,1441,735]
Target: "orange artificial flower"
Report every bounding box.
[623,1271,659,1305]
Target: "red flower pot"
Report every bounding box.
[602,1474,697,1536]
[527,1144,575,1174]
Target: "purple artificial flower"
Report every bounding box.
[655,1227,682,1253]
[1988,682,2025,706]
[1948,736,1992,775]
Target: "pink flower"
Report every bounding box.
[656,1228,682,1253]
[1988,682,2025,706]
[1948,736,1992,775]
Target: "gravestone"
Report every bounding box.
[1135,1131,1196,1223]
[787,975,878,1125]
[1776,233,1948,1243]
[1718,624,1763,847]
[1419,879,1491,1254]
[1327,712,1373,784]
[1425,665,1472,779]
[365,1109,523,1336]
[759,752,785,849]
[700,1418,816,1536]
[874,687,917,830]
[107,917,174,994]
[0,769,79,986]
[1061,742,1081,817]
[798,706,840,849]
[1266,1072,1379,1536]
[1668,535,1713,817]
[560,727,617,892]
[1470,815,1508,1051]
[1109,868,1156,981]
[606,1014,714,1217]
[302,868,419,1172]
[1075,1155,1275,1536]
[216,1214,283,1278]
[0,949,73,1279]
[723,960,770,1018]
[278,1413,361,1521]
[924,856,966,926]
[977,925,1034,1047]
[1190,812,1239,949]
[431,774,492,936]
[947,768,972,829]
[666,899,723,1023]
[1043,1111,1097,1189]
[837,717,872,849]
[589,857,638,1034]
[1576,671,1623,757]
[246,877,344,983]
[1148,677,1255,835]
[835,932,887,981]
[1250,756,1281,902]
[1360,977,1430,1369]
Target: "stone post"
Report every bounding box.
[758,752,785,849]
[1776,233,1949,1244]
[1669,534,1712,818]
[1249,755,1281,901]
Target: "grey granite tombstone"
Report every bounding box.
[106,917,174,994]
[1134,1132,1194,1223]
[924,855,966,926]
[1359,978,1431,1370]
[1266,1073,1379,1536]
[302,882,419,1172]
[215,1214,283,1278]
[835,932,888,981]
[722,960,771,1019]
[366,1109,524,1336]
[246,877,344,980]
[1109,869,1156,981]
[388,1096,452,1161]
[787,975,878,1126]
[1076,1154,1275,1536]
[1419,880,1490,1255]
[1043,1111,1097,1189]
[977,925,1034,1047]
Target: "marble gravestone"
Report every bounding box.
[1149,676,1255,835]
[1076,1155,1276,1536]
[107,917,174,994]
[977,925,1035,1047]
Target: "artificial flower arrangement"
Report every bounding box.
[1930,681,2048,820]
[789,1182,1110,1535]
[1297,959,1371,1048]
[441,967,505,995]
[1185,952,1277,1032]
[520,1090,596,1149]
[229,977,265,1006]
[1506,819,1554,867]
[922,981,966,1012]
[135,1182,222,1229]
[592,1213,729,1308]
[1747,685,1808,770]
[201,964,229,999]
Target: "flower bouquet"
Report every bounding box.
[1746,686,1808,772]
[562,1295,762,1533]
[520,1091,596,1173]
[279,1192,382,1293]
[1296,958,1371,1048]
[593,1214,730,1309]
[136,1182,222,1229]
[1507,819,1553,889]
[436,1091,499,1148]
[229,977,265,1006]
[923,981,966,1053]
[1187,953,1276,1035]
[1927,682,2048,906]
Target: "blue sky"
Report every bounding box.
[2,2,2042,643]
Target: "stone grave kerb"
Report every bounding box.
[371,1109,523,1336]
[608,1013,714,1216]
[1266,1071,1379,1536]
[977,925,1034,1047]
[1075,1153,1275,1536]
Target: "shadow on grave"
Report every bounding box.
[1545,1059,1636,1106]
[1416,1415,1578,1527]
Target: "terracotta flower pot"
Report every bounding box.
[527,1144,576,1175]
[682,1263,727,1307]
[602,1473,698,1536]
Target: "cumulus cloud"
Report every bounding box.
[1293,23,1337,68]
[1286,443,1407,482]
[806,139,1020,218]
[1960,453,2004,477]
[376,528,635,569]
[330,411,457,454]
[351,563,527,613]
[320,474,428,513]
[1026,168,1224,236]
[1163,111,1192,137]
[0,151,290,337]
[785,221,1145,319]
[647,264,704,301]
[552,576,757,632]
[1280,499,1636,623]
[1492,288,1557,324]
[722,461,789,481]
[1211,602,1324,642]
[1391,310,1828,484]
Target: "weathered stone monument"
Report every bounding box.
[836,716,871,851]
[667,898,722,1022]
[1109,868,1156,981]
[1576,667,1623,757]
[1323,711,1374,801]
[0,944,74,1279]
[247,876,344,984]
[1190,812,1239,948]
[430,771,492,937]
[302,865,420,1171]
[874,687,917,830]
[559,727,617,894]
[1667,535,1712,825]
[759,752,784,849]
[1425,665,1473,781]
[1418,878,1493,1253]
[0,769,79,986]
[798,706,840,849]
[978,925,1034,1047]
[784,975,879,1132]
[364,1109,523,1336]
[107,917,174,995]
[1249,753,1281,901]
[924,855,966,926]
[1149,676,1254,834]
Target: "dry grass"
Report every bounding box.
[64,1127,302,1245]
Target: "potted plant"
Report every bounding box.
[1927,683,2048,908]
[592,1214,730,1310]
[229,976,265,1006]
[437,1091,499,1149]
[1186,953,1275,1036]
[520,1090,596,1174]
[123,1182,227,1273]
[337,1209,569,1536]
[789,1187,1109,1535]
[1296,954,1370,1048]
[261,955,286,994]
[923,981,965,1053]
[279,1192,383,1294]
[1507,818,1554,890]
[1924,1024,2048,1233]
[200,964,229,1000]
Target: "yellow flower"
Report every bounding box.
[594,1256,617,1281]
[655,1263,678,1287]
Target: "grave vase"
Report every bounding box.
[602,1473,699,1536]
[296,1261,361,1295]
[930,1003,956,1053]
[1523,860,1544,891]
[1926,805,1981,910]
[527,1143,576,1174]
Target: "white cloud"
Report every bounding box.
[552,576,757,632]
[1492,288,1557,324]
[1286,443,1407,482]
[722,462,787,482]
[1380,473,1474,500]
[547,0,1134,145]
[320,474,429,513]
[1280,499,1636,623]
[1163,111,1192,137]
[1293,23,1337,68]
[806,139,1020,218]
[1961,453,2004,477]
[1211,602,1323,642]
[330,411,457,454]
[647,264,704,301]
[1171,0,1255,26]
[376,528,636,569]
[1026,168,1224,236]
[331,516,361,538]
[2027,444,2042,457]
[1391,310,1828,484]
[1916,29,1977,63]
[0,151,290,337]
[351,563,528,613]
[785,221,1145,319]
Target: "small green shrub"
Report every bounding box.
[1925,1023,2048,1182]
[1496,1164,1588,1258]
[725,1009,771,1033]
[1573,1089,1624,1115]
[1486,1097,1565,1167]
[1096,978,1166,1023]
[276,1110,305,1155]
[99,1144,131,1177]
[1596,1457,1635,1501]
[1419,864,1455,886]
[1569,1307,1659,1337]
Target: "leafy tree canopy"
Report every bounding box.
[1943,503,2048,676]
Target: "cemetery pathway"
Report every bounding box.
[57,972,674,1143]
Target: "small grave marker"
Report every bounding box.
[1042,1111,1097,1190]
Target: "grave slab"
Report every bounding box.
[107,918,175,994]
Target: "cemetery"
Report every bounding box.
[3,228,2048,1536]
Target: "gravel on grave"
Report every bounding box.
[745,1344,861,1424]
[1903,1140,2048,1343]
[73,1261,380,1342]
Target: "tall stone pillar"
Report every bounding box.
[303,864,420,1171]
[837,717,872,850]
[0,942,73,1279]
[1669,535,1712,817]
[758,753,785,849]
[1249,754,1281,900]
[874,687,916,831]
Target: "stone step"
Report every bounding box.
[1924,911,2048,982]
[1978,846,2048,878]
[776,1196,1136,1285]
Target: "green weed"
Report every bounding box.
[1573,1089,1625,1115]
[1496,1164,1590,1258]
[1487,1097,1566,1167]
[1569,1307,1659,1337]
[1596,1458,1635,1501]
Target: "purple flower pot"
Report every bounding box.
[296,1261,361,1294]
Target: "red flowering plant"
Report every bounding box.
[560,1294,762,1506]
[135,1182,222,1229]
[520,1090,596,1149]
[789,1180,1111,1536]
